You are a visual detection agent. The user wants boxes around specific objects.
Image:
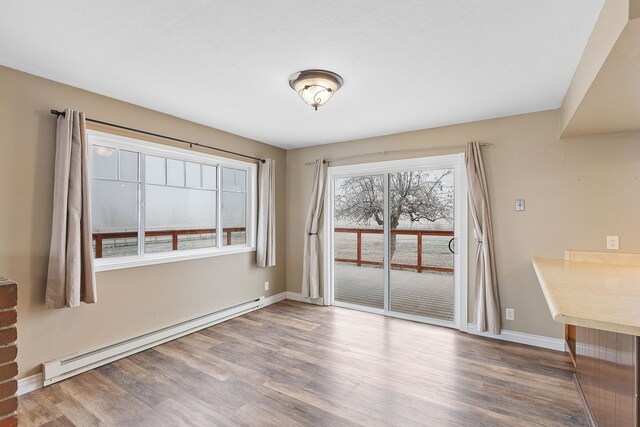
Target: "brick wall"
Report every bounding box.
[0,278,17,427]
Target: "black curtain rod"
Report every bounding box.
[50,110,265,163]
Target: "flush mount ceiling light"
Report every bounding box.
[289,69,344,111]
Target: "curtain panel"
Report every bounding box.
[466,141,501,334]
[256,159,276,267]
[301,160,327,299]
[45,109,97,308]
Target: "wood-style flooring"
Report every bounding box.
[18,301,587,426]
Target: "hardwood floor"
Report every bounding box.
[19,301,587,426]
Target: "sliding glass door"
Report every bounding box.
[328,154,466,329]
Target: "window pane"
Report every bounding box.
[92,146,117,179]
[185,162,201,188]
[167,159,185,187]
[222,191,246,246]
[119,150,139,182]
[422,235,454,270]
[178,231,216,251]
[222,167,246,191]
[145,184,217,253]
[91,180,139,258]
[146,156,166,185]
[222,167,236,190]
[235,170,246,192]
[202,165,217,189]
[333,175,384,309]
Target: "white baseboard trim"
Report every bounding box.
[22,294,287,395]
[286,292,324,306]
[467,323,566,352]
[20,292,315,394]
[42,297,265,387]
[263,291,287,306]
[18,372,43,396]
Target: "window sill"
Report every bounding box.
[94,245,256,272]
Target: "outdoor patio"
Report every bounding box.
[334,263,454,321]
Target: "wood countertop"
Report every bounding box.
[532,252,640,336]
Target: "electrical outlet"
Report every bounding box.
[606,236,619,250]
[515,199,525,211]
[264,281,270,291]
[506,308,515,321]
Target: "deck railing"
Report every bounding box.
[334,228,454,273]
[93,227,246,258]
[94,227,451,272]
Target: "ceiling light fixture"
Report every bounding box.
[289,69,343,111]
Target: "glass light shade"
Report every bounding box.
[298,84,335,108]
[289,70,343,110]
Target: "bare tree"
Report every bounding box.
[334,170,453,258]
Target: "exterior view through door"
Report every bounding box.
[326,154,467,329]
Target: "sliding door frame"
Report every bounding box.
[323,153,468,332]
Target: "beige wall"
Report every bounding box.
[286,110,640,339]
[0,66,287,379]
[632,0,640,19]
[560,0,630,134]
[561,18,640,137]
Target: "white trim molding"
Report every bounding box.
[18,372,43,396]
[95,246,256,272]
[286,292,325,306]
[263,291,287,306]
[467,323,566,352]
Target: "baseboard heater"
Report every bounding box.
[42,296,264,386]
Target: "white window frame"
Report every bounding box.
[88,130,257,272]
[323,153,468,332]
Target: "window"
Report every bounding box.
[222,167,247,246]
[144,156,217,254]
[89,130,257,271]
[91,146,140,259]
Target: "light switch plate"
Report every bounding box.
[515,199,525,211]
[606,236,619,250]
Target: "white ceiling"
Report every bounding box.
[0,1,604,149]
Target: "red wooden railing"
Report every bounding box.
[93,227,246,258]
[334,228,454,273]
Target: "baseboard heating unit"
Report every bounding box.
[42,296,265,386]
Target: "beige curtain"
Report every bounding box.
[256,159,276,267]
[45,109,96,308]
[466,141,501,334]
[301,160,327,299]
